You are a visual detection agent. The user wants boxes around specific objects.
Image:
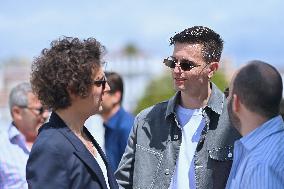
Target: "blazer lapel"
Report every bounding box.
[84,127,119,189]
[74,151,108,189]
[49,113,109,189]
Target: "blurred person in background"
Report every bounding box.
[0,82,49,189]
[115,26,241,189]
[100,71,134,171]
[226,60,284,189]
[26,37,118,189]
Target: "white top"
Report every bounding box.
[95,151,110,189]
[169,105,205,189]
[85,115,105,152]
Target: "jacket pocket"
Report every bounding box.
[208,145,234,161]
[207,146,234,189]
[133,144,163,189]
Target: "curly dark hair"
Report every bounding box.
[30,36,106,110]
[170,26,224,63]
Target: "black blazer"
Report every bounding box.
[26,112,118,189]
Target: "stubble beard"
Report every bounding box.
[228,98,241,133]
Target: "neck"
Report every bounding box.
[180,82,211,109]
[24,134,36,149]
[102,105,120,121]
[239,112,269,136]
[26,141,34,149]
[55,107,86,135]
[14,123,36,146]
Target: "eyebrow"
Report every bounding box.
[96,75,105,80]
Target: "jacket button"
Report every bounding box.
[228,152,232,158]
[173,135,179,140]
[165,169,170,175]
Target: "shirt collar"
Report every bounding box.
[8,122,30,153]
[165,82,224,118]
[240,115,284,151]
[8,122,23,141]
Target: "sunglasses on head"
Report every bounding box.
[163,57,200,71]
[93,76,107,90]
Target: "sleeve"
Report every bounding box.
[115,116,139,189]
[26,141,69,189]
[240,163,284,189]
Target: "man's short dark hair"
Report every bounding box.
[105,72,124,104]
[170,26,224,63]
[232,60,283,118]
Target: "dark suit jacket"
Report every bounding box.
[26,112,118,189]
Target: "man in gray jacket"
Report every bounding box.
[115,26,241,189]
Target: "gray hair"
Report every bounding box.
[9,82,32,112]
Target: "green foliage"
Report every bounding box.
[123,43,138,57]
[134,70,228,115]
[211,70,229,92]
[134,72,175,115]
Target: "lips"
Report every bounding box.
[175,77,185,81]
[175,77,186,81]
[174,78,186,85]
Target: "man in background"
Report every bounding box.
[100,71,134,171]
[0,82,49,189]
[226,60,284,188]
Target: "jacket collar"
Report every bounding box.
[45,112,117,189]
[165,82,224,118]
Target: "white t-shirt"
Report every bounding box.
[169,105,205,189]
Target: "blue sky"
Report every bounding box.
[1,0,283,68]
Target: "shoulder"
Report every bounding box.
[0,131,10,158]
[135,100,169,121]
[242,159,284,181]
[249,131,284,164]
[32,123,73,156]
[120,108,135,123]
[0,130,9,144]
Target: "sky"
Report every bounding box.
[0,0,284,69]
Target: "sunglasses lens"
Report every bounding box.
[93,76,107,89]
[102,81,106,90]
[180,63,192,71]
[180,60,195,71]
[39,107,44,115]
[164,59,175,68]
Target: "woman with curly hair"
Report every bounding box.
[26,37,118,189]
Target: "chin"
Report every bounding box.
[98,105,103,113]
[174,85,184,91]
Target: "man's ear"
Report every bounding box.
[112,91,122,105]
[232,94,240,113]
[11,106,22,120]
[208,62,219,79]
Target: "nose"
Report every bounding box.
[173,63,182,73]
[104,82,111,93]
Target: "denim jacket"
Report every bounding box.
[115,83,241,189]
